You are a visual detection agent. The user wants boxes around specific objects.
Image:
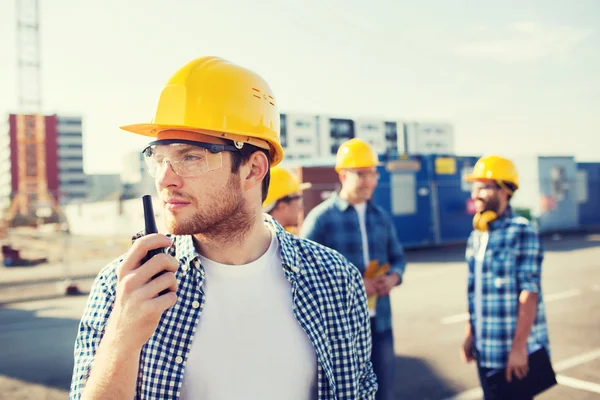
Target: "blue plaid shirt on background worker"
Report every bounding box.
[300,192,406,334]
[465,207,550,369]
[69,216,377,400]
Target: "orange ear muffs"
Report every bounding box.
[473,210,498,231]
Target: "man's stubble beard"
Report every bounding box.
[165,173,255,244]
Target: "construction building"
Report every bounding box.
[0,114,87,220]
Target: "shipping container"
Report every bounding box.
[576,162,600,228]
[291,161,340,221]
[372,156,436,247]
[511,156,579,233]
[429,155,480,244]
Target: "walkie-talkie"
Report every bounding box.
[140,194,169,296]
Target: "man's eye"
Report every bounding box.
[183,154,203,162]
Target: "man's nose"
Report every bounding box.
[156,160,181,188]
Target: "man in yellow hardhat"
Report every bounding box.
[300,137,407,400]
[69,57,376,399]
[461,155,553,399]
[263,166,311,233]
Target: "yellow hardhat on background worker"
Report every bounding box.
[263,166,312,211]
[263,166,311,234]
[120,56,284,166]
[466,155,519,191]
[335,138,381,172]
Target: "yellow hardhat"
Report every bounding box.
[263,166,311,208]
[335,138,381,172]
[120,56,284,166]
[466,155,519,189]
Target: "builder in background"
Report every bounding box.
[263,166,311,234]
[300,138,407,400]
[462,155,553,399]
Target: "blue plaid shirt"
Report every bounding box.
[466,208,550,369]
[69,215,377,399]
[299,193,406,333]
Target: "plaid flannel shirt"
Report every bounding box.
[299,192,407,333]
[69,215,377,399]
[465,208,550,369]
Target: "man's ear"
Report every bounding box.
[273,200,285,212]
[242,151,269,191]
[499,187,512,202]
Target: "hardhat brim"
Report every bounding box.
[465,174,519,189]
[335,161,382,173]
[465,174,482,182]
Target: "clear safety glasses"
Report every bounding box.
[142,140,241,178]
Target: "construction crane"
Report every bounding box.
[6,0,59,227]
[17,0,42,111]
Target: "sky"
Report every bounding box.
[0,0,598,175]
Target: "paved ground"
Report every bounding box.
[0,233,598,399]
[392,233,600,399]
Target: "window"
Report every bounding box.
[330,119,354,139]
[58,119,82,126]
[60,143,83,149]
[59,132,82,137]
[295,120,311,128]
[65,192,87,198]
[60,167,84,173]
[61,180,87,186]
[280,114,287,148]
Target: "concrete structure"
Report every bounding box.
[0,114,88,214]
[56,116,87,204]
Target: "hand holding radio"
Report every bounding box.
[103,195,178,351]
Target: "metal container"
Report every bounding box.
[372,155,436,248]
[576,162,600,227]
[430,155,480,244]
[289,162,340,225]
[512,156,580,233]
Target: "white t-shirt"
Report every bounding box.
[180,233,317,400]
[354,203,370,268]
[474,232,489,351]
[354,202,376,317]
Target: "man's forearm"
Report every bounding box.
[512,290,539,349]
[81,333,141,400]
